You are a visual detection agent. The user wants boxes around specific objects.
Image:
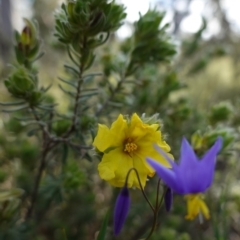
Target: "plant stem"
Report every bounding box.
[95,73,125,117]
[25,146,49,219]
[145,180,165,240]
[62,41,86,137]
[125,168,155,213]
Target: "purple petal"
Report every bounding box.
[114,187,130,236]
[177,137,206,193]
[153,144,177,169]
[147,158,183,193]
[164,188,173,212]
[180,137,223,193]
[199,137,223,189]
[179,137,199,169]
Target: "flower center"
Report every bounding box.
[184,193,210,220]
[124,142,138,153]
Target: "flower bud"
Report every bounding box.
[114,187,130,236]
[15,19,40,65]
[4,68,35,98]
[164,187,173,212]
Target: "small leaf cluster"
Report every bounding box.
[96,10,177,116]
[4,67,42,107]
[55,0,126,43]
[3,19,48,110]
[55,0,126,70]
[126,10,176,75]
[14,19,42,68]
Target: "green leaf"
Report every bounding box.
[58,84,76,97]
[41,84,52,93]
[79,91,98,98]
[108,101,122,107]
[0,188,24,202]
[27,128,40,137]
[67,46,79,66]
[97,210,110,240]
[58,77,77,88]
[64,64,80,76]
[2,106,29,113]
[31,52,45,63]
[0,101,26,106]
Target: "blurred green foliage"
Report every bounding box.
[0,0,240,239]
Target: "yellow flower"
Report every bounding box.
[93,113,172,189]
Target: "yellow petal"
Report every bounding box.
[93,124,110,152]
[132,154,150,189]
[137,131,173,168]
[95,113,173,189]
[98,149,134,188]
[128,114,146,139]
[93,114,127,152]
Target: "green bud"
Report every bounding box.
[55,0,126,47]
[5,117,25,134]
[87,11,106,36]
[53,120,72,136]
[80,115,96,130]
[0,171,7,183]
[67,1,75,18]
[28,90,43,106]
[126,10,175,75]
[208,101,233,125]
[191,130,204,151]
[191,127,235,155]
[20,26,32,45]
[4,68,35,98]
[15,18,40,65]
[141,113,162,126]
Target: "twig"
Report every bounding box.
[95,73,126,117]
[25,38,88,219]
[25,144,50,219]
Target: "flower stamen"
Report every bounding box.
[184,193,210,220]
[124,142,138,153]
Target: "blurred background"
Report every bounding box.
[0,0,240,240]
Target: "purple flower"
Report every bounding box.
[147,137,222,220]
[114,187,130,235]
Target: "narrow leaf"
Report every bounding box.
[35,105,55,111]
[27,128,41,137]
[108,102,122,107]
[0,101,26,106]
[58,77,77,88]
[64,64,80,76]
[83,72,102,82]
[79,91,98,98]
[2,106,28,112]
[67,46,79,66]
[82,88,98,92]
[41,84,52,93]
[21,120,46,127]
[58,84,76,97]
[31,52,45,63]
[97,210,110,240]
